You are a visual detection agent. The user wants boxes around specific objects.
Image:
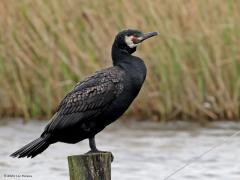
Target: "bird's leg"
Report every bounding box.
[89,136,98,152]
[86,136,114,161]
[86,136,99,153]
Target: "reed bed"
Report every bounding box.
[0,0,240,121]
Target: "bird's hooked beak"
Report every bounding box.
[134,32,158,44]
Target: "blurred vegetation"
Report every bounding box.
[0,0,240,121]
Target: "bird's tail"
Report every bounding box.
[10,136,50,158]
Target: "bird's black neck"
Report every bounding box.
[111,46,146,82]
[111,46,136,66]
[111,46,147,95]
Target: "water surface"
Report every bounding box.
[0,119,240,180]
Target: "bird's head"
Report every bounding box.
[112,29,158,54]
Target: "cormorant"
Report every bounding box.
[11,29,158,158]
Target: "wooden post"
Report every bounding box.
[68,152,112,180]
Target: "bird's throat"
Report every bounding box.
[111,46,136,66]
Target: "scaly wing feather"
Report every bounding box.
[43,66,124,134]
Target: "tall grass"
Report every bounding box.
[0,0,240,121]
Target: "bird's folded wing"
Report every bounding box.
[43,67,124,133]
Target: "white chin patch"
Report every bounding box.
[125,36,138,48]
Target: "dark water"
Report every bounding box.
[1,119,240,180]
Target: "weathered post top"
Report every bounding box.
[68,152,112,180]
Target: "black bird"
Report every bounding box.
[11,29,158,158]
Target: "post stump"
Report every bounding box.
[68,152,112,180]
